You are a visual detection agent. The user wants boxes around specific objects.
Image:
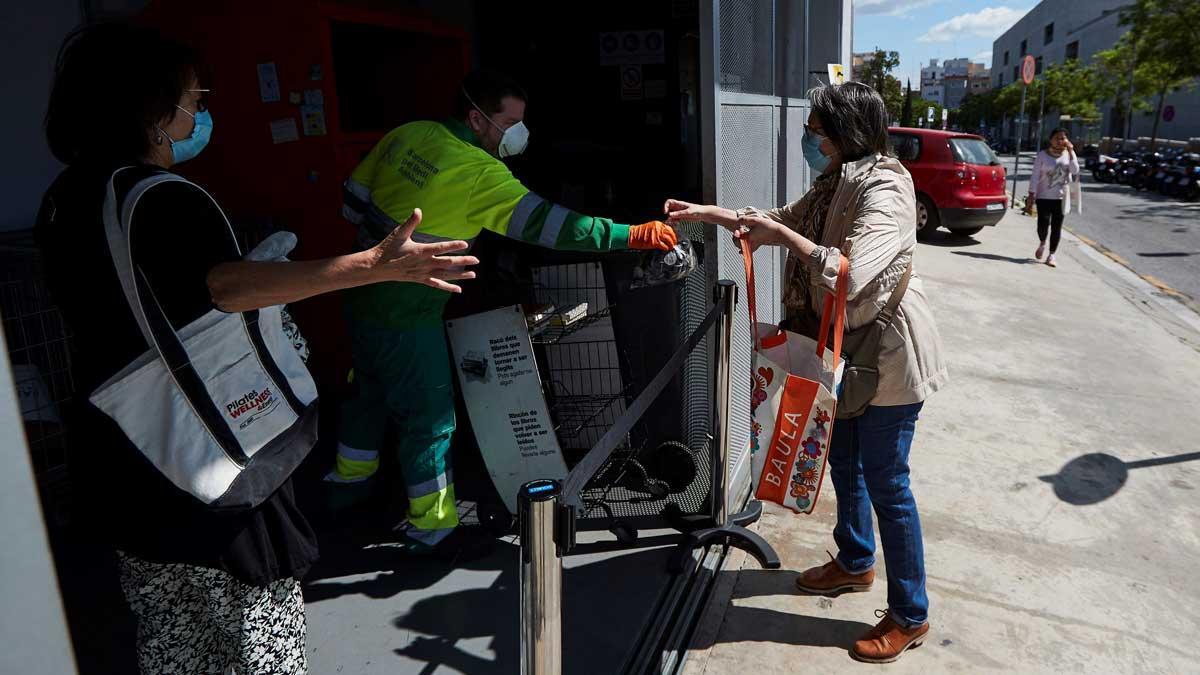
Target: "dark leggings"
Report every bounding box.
[1036,199,1064,253]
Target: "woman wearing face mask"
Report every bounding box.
[1025,128,1079,267]
[664,82,947,664]
[35,23,476,674]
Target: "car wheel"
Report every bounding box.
[916,194,940,239]
[951,227,985,237]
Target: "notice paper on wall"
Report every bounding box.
[446,306,566,513]
[257,62,281,102]
[269,118,299,144]
[301,106,326,136]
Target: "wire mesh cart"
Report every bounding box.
[522,252,713,543]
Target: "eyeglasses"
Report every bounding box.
[185,88,211,113]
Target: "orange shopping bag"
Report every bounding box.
[743,240,847,514]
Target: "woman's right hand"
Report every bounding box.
[664,199,740,230]
[663,199,711,224]
[371,209,480,293]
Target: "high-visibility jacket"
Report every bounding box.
[342,119,631,328]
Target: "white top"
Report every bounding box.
[1029,149,1080,201]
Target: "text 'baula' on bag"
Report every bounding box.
[743,240,846,514]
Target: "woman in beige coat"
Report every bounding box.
[665,82,947,664]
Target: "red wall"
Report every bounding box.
[139,0,468,390]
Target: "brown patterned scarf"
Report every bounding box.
[783,172,838,317]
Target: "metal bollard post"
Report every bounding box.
[519,479,562,675]
[711,280,737,527]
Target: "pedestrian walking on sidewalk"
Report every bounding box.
[664,81,948,664]
[1026,128,1080,267]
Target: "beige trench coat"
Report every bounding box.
[755,153,948,406]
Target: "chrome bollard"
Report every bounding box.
[519,479,562,675]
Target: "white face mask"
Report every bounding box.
[463,88,529,158]
[494,120,530,158]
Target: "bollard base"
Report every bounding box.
[666,501,780,574]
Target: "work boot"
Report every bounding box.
[851,609,930,664]
[794,551,874,595]
[394,523,497,563]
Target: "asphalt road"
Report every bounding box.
[1003,153,1200,304]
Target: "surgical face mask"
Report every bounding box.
[157,106,212,164]
[463,88,529,158]
[802,126,832,174]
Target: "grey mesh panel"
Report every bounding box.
[718,103,779,492]
[719,0,774,94]
[785,103,812,203]
[676,222,714,470]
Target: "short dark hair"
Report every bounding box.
[456,70,527,120]
[808,82,892,162]
[45,22,200,164]
[1045,127,1069,149]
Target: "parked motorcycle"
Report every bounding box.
[1093,154,1123,183]
[1147,157,1173,193]
[1161,154,1200,198]
[1129,153,1164,191]
[1114,153,1142,185]
[1081,144,1101,171]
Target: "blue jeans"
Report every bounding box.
[828,402,928,626]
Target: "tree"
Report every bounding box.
[910,98,944,128]
[880,75,904,123]
[1096,0,1200,148]
[1092,39,1158,137]
[901,78,913,127]
[1042,59,1103,119]
[859,48,900,96]
[957,89,999,132]
[857,48,904,123]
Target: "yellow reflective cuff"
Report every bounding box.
[333,455,379,482]
[405,483,459,532]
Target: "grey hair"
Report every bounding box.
[808,81,893,162]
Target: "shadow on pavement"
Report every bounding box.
[711,605,871,649]
[1039,451,1200,505]
[918,230,984,248]
[951,251,1034,265]
[685,568,875,651]
[388,546,675,674]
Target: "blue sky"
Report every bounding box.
[854,0,1035,85]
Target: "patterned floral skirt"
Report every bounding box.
[116,552,307,674]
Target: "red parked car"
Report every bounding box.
[888,128,1008,238]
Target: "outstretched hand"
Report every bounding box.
[371,209,479,293]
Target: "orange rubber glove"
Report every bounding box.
[628,221,678,251]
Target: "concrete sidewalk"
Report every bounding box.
[684,211,1200,674]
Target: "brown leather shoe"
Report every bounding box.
[851,609,930,663]
[794,551,874,595]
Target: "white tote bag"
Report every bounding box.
[89,168,319,510]
[743,241,847,514]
